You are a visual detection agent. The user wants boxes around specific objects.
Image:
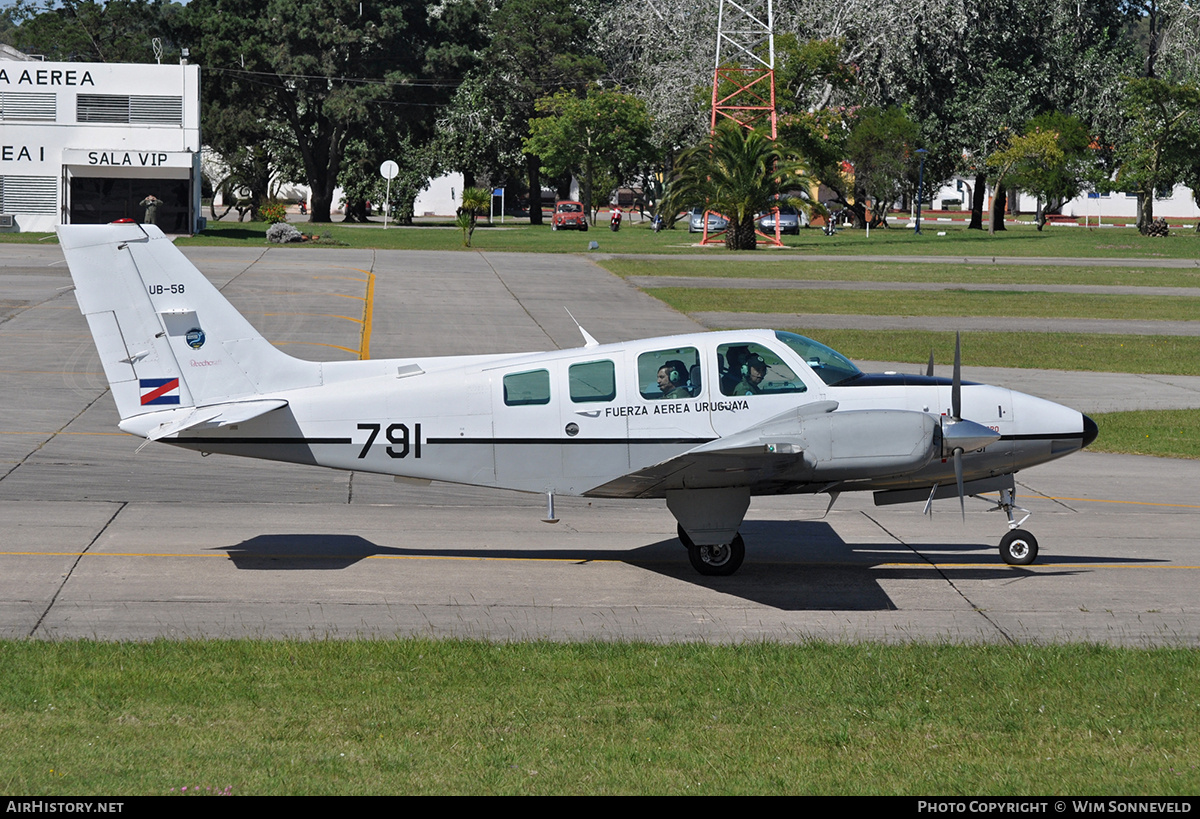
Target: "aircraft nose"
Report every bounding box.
[1082,414,1098,449]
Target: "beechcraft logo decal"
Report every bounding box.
[139,377,181,405]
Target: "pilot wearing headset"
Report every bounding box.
[656,360,691,399]
[732,354,768,396]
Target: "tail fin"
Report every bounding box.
[57,224,321,427]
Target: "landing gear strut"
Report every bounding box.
[991,487,1038,565]
[678,525,745,576]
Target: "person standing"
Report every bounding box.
[140,194,160,226]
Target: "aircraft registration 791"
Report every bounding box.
[57,223,1098,576]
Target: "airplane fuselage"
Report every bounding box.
[125,329,1091,502]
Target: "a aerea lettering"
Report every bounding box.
[653,402,690,414]
[0,68,95,86]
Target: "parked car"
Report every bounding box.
[687,207,729,234]
[551,200,588,231]
[756,205,806,235]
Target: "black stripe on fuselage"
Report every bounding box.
[999,431,1088,442]
[428,437,714,446]
[172,437,353,445]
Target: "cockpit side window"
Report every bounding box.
[773,331,861,386]
[717,342,808,397]
[638,347,699,400]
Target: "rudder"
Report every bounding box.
[57,223,321,423]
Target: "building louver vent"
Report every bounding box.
[77,94,182,125]
[0,176,57,214]
[0,93,56,121]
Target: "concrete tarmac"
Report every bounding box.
[2,244,1198,644]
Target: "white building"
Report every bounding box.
[929,178,1199,222]
[0,60,202,233]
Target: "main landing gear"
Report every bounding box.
[990,487,1038,566]
[677,525,745,576]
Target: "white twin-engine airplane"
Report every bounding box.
[58,223,1097,576]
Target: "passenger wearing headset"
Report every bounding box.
[656,360,691,399]
[732,354,768,396]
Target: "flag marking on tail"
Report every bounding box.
[139,378,181,405]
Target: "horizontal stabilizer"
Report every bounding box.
[122,399,288,448]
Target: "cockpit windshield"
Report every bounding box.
[774,331,862,386]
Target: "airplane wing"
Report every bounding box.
[586,401,941,498]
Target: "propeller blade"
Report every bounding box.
[951,331,962,420]
[926,348,935,377]
[954,448,965,521]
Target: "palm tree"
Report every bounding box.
[457,187,491,247]
[664,122,813,250]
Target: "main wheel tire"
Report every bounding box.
[687,533,745,576]
[1000,529,1039,566]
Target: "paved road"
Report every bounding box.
[3,245,1198,644]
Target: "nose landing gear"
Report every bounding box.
[990,487,1038,565]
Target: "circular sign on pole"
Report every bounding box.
[379,160,399,229]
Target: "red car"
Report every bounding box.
[551,200,588,231]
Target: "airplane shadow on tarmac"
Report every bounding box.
[215,519,1125,612]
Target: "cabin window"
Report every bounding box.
[717,342,808,397]
[569,360,616,403]
[638,347,699,400]
[503,369,551,406]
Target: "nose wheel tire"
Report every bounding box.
[678,525,745,576]
[1000,529,1038,566]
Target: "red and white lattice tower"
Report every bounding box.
[703,0,782,245]
[711,0,777,137]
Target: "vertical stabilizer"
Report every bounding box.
[57,224,321,422]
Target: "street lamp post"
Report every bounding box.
[914,148,929,235]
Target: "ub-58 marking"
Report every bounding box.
[57,223,1097,576]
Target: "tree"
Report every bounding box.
[456,187,490,247]
[180,0,481,223]
[1113,76,1200,232]
[663,122,813,250]
[480,0,604,224]
[1,0,183,63]
[1007,112,1097,227]
[985,127,1065,234]
[844,106,920,227]
[524,88,655,221]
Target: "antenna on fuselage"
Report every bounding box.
[564,307,599,348]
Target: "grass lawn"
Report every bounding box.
[183,218,1200,257]
[1089,409,1200,459]
[13,216,1199,257]
[647,286,1200,322]
[600,258,1200,289]
[4,639,1198,796]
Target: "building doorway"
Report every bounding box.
[69,177,190,232]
